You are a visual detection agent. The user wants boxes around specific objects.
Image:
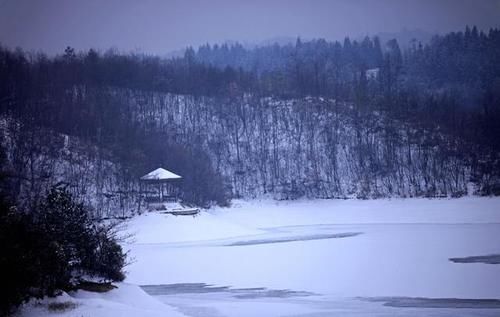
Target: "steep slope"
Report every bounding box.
[0,116,140,218]
[120,90,470,199]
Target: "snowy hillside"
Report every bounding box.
[2,87,482,218]
[124,90,471,199]
[0,116,140,218]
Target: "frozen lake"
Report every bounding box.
[125,198,500,316]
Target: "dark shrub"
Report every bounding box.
[86,225,126,282]
[0,188,126,315]
[0,201,42,315]
[36,188,126,283]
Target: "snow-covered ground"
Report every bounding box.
[19,197,500,316]
[17,283,185,317]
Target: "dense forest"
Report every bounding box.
[1,26,500,215]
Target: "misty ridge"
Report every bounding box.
[1,25,500,216]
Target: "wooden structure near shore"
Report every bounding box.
[140,168,182,207]
[139,167,199,216]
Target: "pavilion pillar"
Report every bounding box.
[159,183,163,202]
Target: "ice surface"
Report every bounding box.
[123,197,500,316]
[19,197,500,316]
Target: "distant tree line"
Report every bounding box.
[0,25,499,207]
[192,27,500,152]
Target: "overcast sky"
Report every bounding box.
[0,0,499,55]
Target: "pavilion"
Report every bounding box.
[140,167,182,208]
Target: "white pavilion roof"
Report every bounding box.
[140,168,182,181]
